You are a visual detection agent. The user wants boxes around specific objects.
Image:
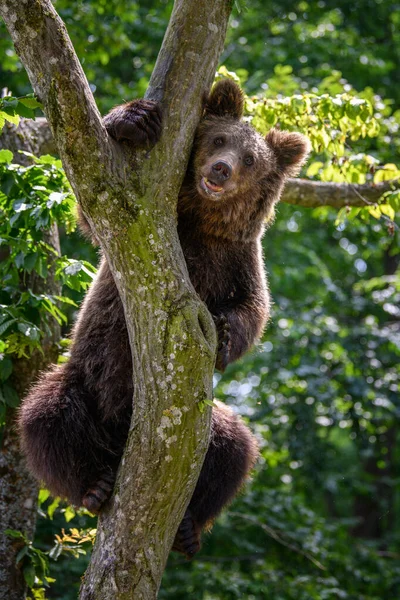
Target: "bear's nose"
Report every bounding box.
[211,161,232,182]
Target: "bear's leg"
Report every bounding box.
[19,365,126,510]
[172,401,258,558]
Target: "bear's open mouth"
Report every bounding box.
[200,177,224,196]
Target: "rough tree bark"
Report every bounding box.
[0,124,61,600]
[0,1,231,598]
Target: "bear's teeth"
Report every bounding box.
[204,177,223,192]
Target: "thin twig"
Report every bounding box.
[228,511,327,570]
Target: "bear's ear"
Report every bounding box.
[204,80,244,120]
[266,129,311,177]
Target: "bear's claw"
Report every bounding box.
[82,472,115,514]
[172,509,202,559]
[213,314,231,371]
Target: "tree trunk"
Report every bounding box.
[1,0,230,597]
[0,123,61,600]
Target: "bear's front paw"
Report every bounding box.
[104,99,162,147]
[213,314,231,372]
[82,471,115,514]
[172,509,202,559]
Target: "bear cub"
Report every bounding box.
[19,80,310,558]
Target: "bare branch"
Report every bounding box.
[282,178,399,208]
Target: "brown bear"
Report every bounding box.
[19,80,310,558]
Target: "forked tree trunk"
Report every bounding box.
[0,1,231,598]
[0,123,61,600]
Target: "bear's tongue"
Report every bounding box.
[203,177,223,193]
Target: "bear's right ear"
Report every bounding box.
[204,80,244,120]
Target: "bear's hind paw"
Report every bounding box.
[82,472,115,514]
[172,509,202,559]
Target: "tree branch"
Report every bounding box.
[282,177,399,208]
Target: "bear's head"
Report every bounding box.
[191,80,310,208]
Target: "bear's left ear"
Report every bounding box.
[266,129,311,177]
[204,79,244,120]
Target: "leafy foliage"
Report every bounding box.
[0,153,96,425]
[5,529,55,599]
[0,94,42,134]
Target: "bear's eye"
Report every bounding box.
[244,155,254,166]
[214,137,224,147]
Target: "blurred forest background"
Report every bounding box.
[0,0,399,599]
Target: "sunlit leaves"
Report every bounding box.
[227,67,399,225]
[0,94,42,133]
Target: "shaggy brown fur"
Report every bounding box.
[19,81,310,558]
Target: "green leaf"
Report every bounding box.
[1,383,20,407]
[0,149,13,164]
[24,252,38,273]
[5,529,26,540]
[23,564,36,588]
[18,322,40,341]
[380,204,395,220]
[36,257,48,278]
[306,161,324,178]
[0,358,13,382]
[15,252,25,269]
[2,112,19,126]
[16,546,29,564]
[64,505,76,522]
[32,588,46,600]
[0,318,17,336]
[19,96,42,109]
[47,497,60,519]
[38,489,51,505]
[15,103,35,120]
